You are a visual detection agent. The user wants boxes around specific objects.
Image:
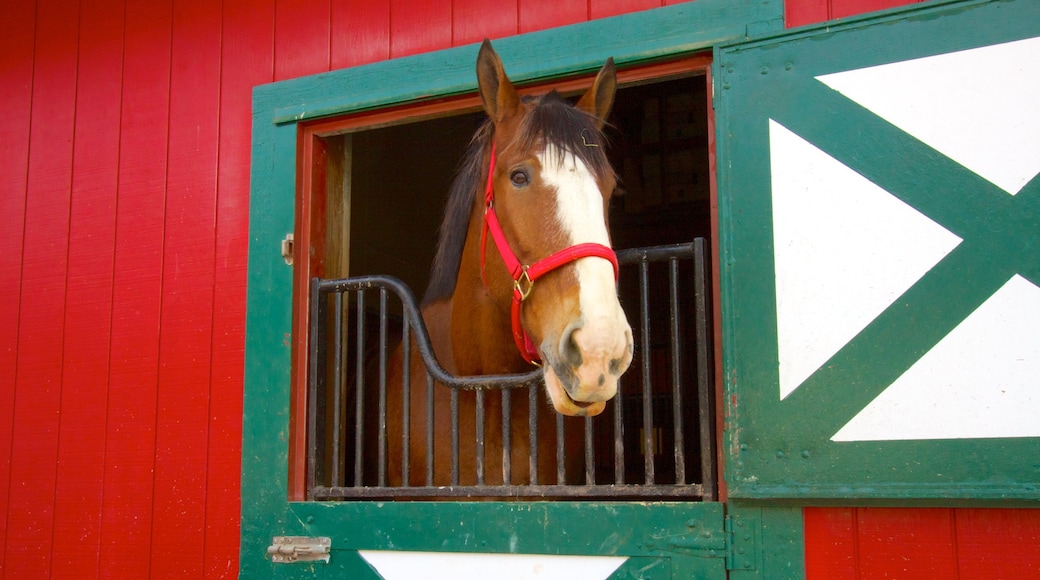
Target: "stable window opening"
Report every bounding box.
[292,56,718,501]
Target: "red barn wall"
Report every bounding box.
[784,0,926,27]
[0,0,688,578]
[3,0,1032,578]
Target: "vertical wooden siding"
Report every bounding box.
[805,507,1040,579]
[0,0,686,577]
[785,0,924,27]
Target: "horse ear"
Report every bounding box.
[576,58,617,128]
[476,39,522,125]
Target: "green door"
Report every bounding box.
[715,0,1040,501]
[241,2,793,578]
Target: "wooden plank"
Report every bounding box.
[591,0,661,21]
[803,508,858,579]
[149,0,222,575]
[49,0,123,577]
[98,0,171,575]
[275,0,330,80]
[519,0,587,33]
[955,508,1040,578]
[784,0,829,27]
[332,0,390,69]
[831,0,919,20]
[4,0,78,575]
[453,0,517,46]
[390,0,452,58]
[857,508,959,578]
[784,0,921,26]
[0,1,36,571]
[203,0,275,575]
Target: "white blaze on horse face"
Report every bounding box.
[538,145,633,406]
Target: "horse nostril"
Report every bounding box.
[560,325,584,367]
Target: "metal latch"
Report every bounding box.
[281,234,294,266]
[267,536,331,563]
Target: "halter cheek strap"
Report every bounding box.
[480,142,620,365]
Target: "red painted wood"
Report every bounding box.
[591,0,661,21]
[49,0,123,577]
[149,0,222,575]
[97,0,171,576]
[4,0,78,576]
[856,508,960,578]
[785,0,830,27]
[332,0,390,69]
[390,0,452,58]
[956,509,1040,578]
[785,0,921,27]
[453,0,518,47]
[804,507,859,578]
[519,0,587,33]
[806,508,1040,579]
[0,1,36,572]
[832,0,918,20]
[275,0,331,80]
[203,1,274,575]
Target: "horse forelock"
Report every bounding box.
[421,92,614,306]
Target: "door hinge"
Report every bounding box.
[646,514,757,571]
[725,513,758,572]
[267,536,331,564]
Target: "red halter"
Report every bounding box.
[480,142,619,365]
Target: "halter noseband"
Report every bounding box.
[480,142,620,365]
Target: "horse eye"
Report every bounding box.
[510,169,530,188]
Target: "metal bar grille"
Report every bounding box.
[307,239,715,500]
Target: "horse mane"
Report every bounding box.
[422,91,615,306]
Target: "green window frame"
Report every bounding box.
[242,1,789,577]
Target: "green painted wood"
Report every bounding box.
[242,1,787,577]
[728,505,805,579]
[715,0,1040,501]
[254,0,784,125]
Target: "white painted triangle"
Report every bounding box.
[359,550,628,580]
[817,36,1040,196]
[770,120,962,399]
[833,275,1040,442]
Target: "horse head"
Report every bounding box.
[475,40,633,417]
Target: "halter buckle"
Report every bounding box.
[514,267,534,301]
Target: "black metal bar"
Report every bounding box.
[694,238,717,500]
[450,386,459,486]
[613,378,625,485]
[401,311,410,487]
[331,291,344,488]
[307,278,323,497]
[639,259,655,485]
[584,416,594,485]
[555,413,565,485]
[501,388,511,484]
[377,289,388,487]
[528,385,538,485]
[353,291,366,487]
[669,258,686,484]
[476,389,485,486]
[312,483,708,500]
[425,374,434,487]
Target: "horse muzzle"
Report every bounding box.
[542,316,633,417]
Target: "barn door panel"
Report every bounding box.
[289,502,727,579]
[715,0,1040,500]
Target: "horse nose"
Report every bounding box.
[558,318,633,402]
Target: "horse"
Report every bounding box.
[382,40,633,490]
